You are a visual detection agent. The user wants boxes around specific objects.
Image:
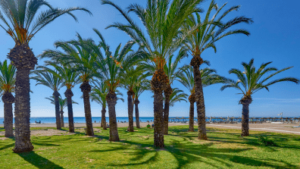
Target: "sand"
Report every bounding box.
[1,122,300,140]
[0,122,184,128]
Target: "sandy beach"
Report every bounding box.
[1,122,300,139]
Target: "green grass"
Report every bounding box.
[1,126,300,169]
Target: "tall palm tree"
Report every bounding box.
[41,34,99,136]
[143,49,188,134]
[162,49,187,134]
[91,81,108,130]
[133,79,150,129]
[102,0,202,148]
[221,59,299,136]
[46,96,78,128]
[0,60,16,137]
[120,66,146,132]
[182,0,252,140]
[91,29,139,141]
[37,63,80,133]
[168,88,188,107]
[31,70,63,129]
[178,64,228,131]
[91,80,124,130]
[0,0,91,153]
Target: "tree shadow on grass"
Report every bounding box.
[208,132,300,151]
[88,128,298,169]
[0,143,14,151]
[18,151,63,169]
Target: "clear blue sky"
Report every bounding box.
[0,0,299,118]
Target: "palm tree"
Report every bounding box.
[91,81,108,130]
[37,63,80,133]
[182,0,252,140]
[91,29,139,141]
[221,59,299,136]
[177,64,228,131]
[46,96,78,128]
[162,49,187,134]
[31,70,63,130]
[41,34,99,136]
[0,60,16,137]
[102,0,202,148]
[120,66,146,132]
[169,88,188,107]
[91,80,124,130]
[133,79,150,129]
[0,0,91,153]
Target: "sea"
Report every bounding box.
[1,116,297,125]
[0,117,158,125]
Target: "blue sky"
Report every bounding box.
[0,0,299,118]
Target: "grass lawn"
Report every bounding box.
[1,126,300,169]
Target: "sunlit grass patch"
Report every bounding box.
[0,125,300,168]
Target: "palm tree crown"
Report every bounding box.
[92,29,140,93]
[37,63,80,90]
[221,59,299,100]
[46,96,78,111]
[0,0,91,44]
[169,88,188,107]
[102,0,202,71]
[178,64,227,95]
[182,0,252,58]
[90,80,124,108]
[31,69,63,91]
[0,60,16,93]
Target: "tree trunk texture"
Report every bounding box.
[163,85,172,135]
[127,90,134,132]
[134,99,140,128]
[80,82,94,136]
[13,68,34,152]
[101,107,107,130]
[241,104,250,136]
[240,97,252,136]
[151,69,168,148]
[106,92,119,141]
[60,111,64,127]
[153,90,164,148]
[65,89,74,133]
[188,94,195,132]
[9,42,37,153]
[53,91,61,130]
[2,92,15,137]
[191,56,207,140]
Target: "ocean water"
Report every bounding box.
[0,117,159,125]
[1,116,296,125]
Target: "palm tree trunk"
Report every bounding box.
[127,90,134,132]
[13,68,34,153]
[151,69,168,148]
[65,89,74,133]
[163,85,172,135]
[101,106,107,130]
[9,42,36,153]
[191,56,207,140]
[53,91,61,130]
[80,82,94,136]
[2,92,15,137]
[106,92,119,141]
[153,90,164,148]
[134,99,140,128]
[188,94,195,132]
[241,103,250,136]
[60,111,64,127]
